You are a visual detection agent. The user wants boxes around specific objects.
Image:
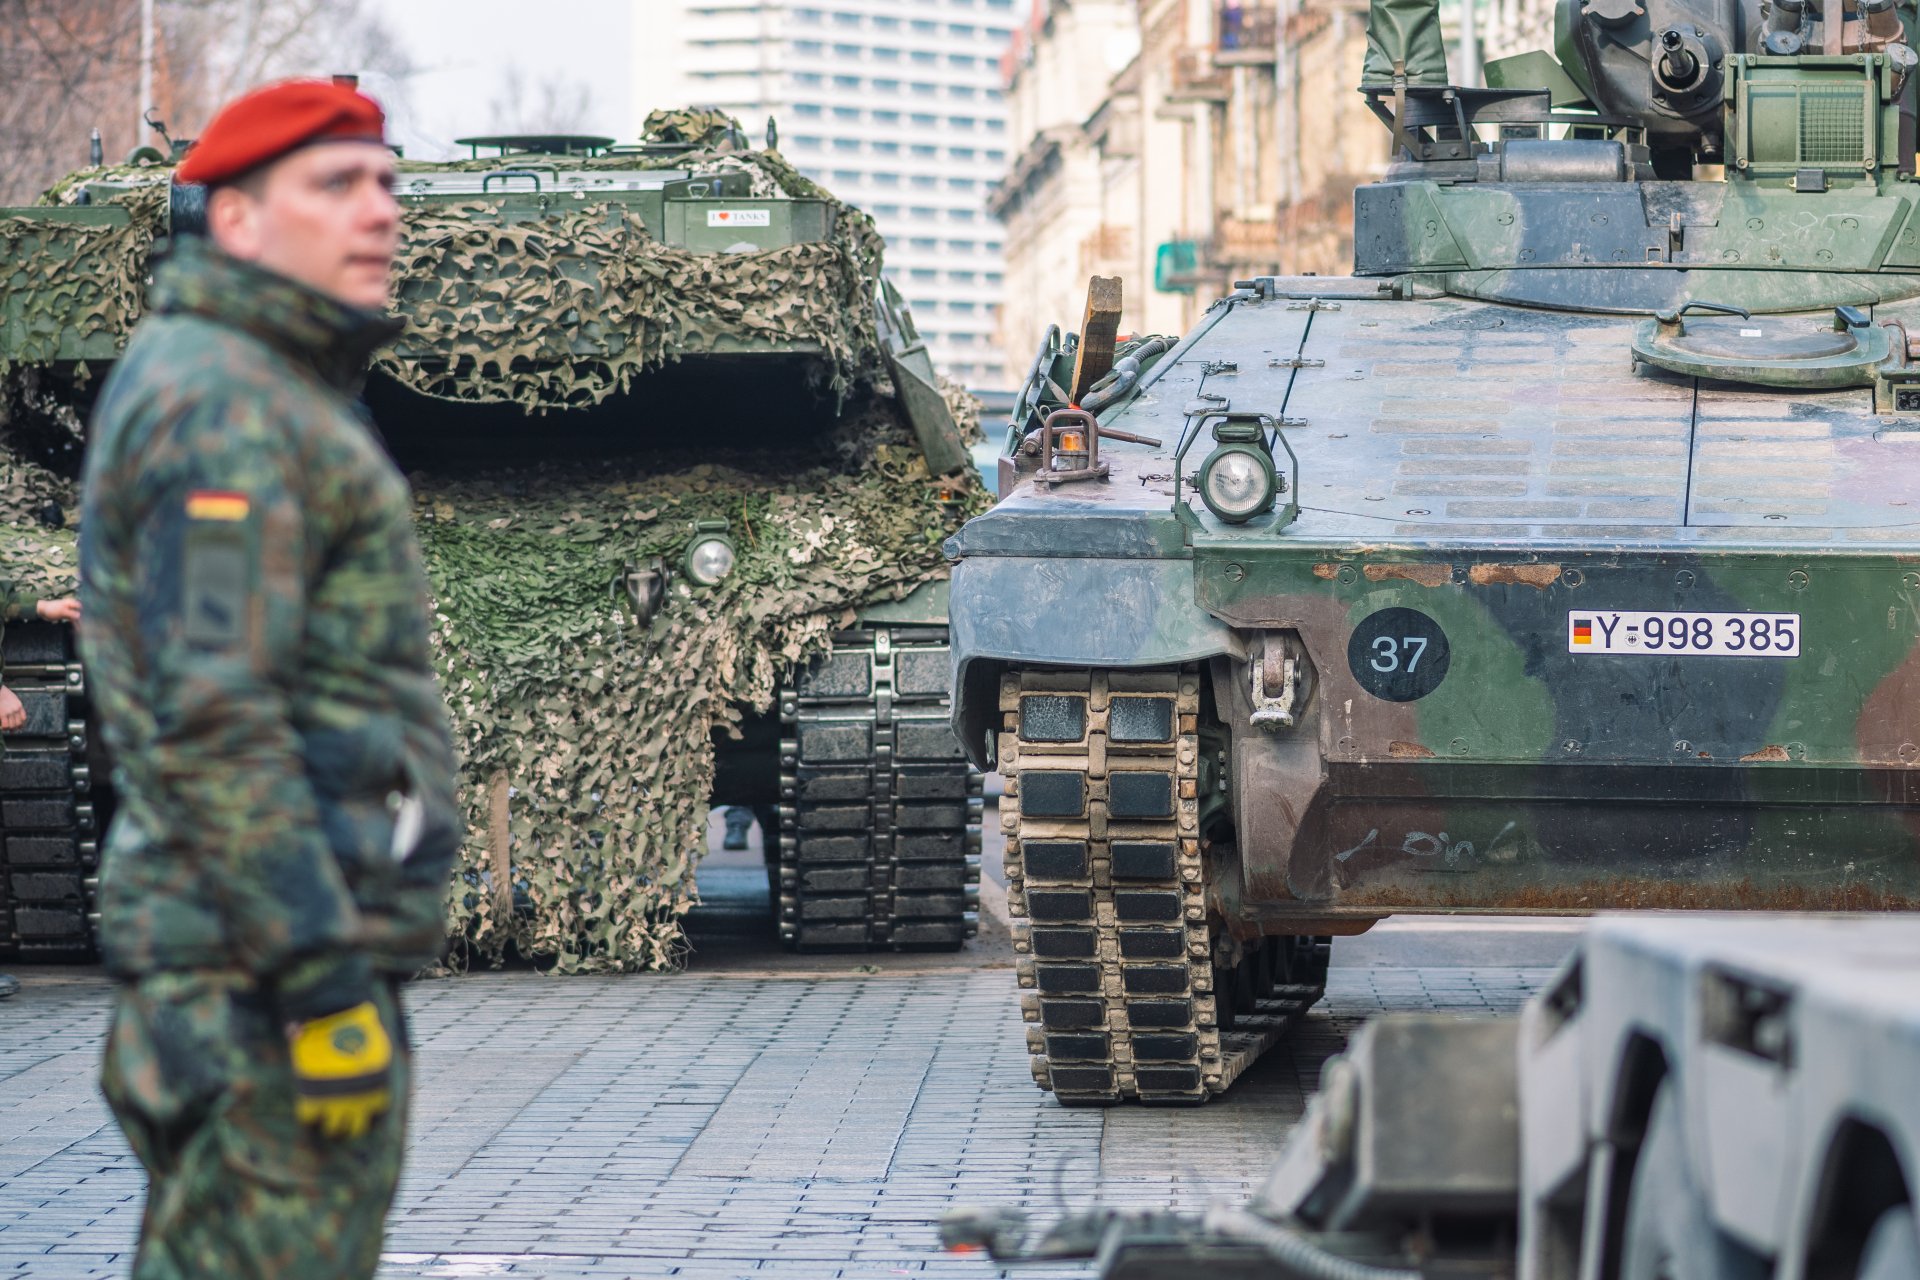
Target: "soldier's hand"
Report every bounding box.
[35,597,80,624]
[0,687,25,732]
[286,1001,395,1140]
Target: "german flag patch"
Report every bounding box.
[185,490,250,522]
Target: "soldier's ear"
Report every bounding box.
[205,182,266,262]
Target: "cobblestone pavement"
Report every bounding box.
[0,808,1570,1280]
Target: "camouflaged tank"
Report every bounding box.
[948,0,1920,1103]
[0,107,987,969]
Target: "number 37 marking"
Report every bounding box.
[1370,635,1428,673]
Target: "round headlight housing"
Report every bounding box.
[1198,443,1277,523]
[683,527,737,586]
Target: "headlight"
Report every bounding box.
[1199,444,1276,522]
[683,525,737,586]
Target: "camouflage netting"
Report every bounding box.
[23,110,889,414]
[0,116,988,971]
[417,406,983,971]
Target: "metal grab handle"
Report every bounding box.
[481,169,544,193]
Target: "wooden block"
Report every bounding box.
[1069,275,1124,405]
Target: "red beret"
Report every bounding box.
[175,79,386,187]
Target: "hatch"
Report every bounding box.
[1631,302,1895,389]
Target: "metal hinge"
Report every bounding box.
[1250,637,1301,729]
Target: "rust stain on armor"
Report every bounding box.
[1740,745,1792,762]
[1387,740,1437,758]
[1363,562,1452,587]
[1467,562,1561,589]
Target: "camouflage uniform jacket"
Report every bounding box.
[80,238,460,984]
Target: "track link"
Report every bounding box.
[777,627,982,951]
[1000,668,1326,1103]
[0,623,99,960]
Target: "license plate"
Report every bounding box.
[1568,611,1800,657]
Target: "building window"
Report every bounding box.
[873,46,901,61]
[794,39,823,53]
[792,135,825,149]
[910,268,937,281]
[793,72,825,86]
[873,109,901,123]
[950,115,977,129]
[794,6,823,20]
[911,143,937,158]
[833,138,861,152]
[833,74,861,88]
[833,105,861,120]
[911,50,937,64]
[911,174,937,189]
[947,24,976,37]
[985,149,1005,162]
[948,85,978,99]
[831,169,861,184]
[947,238,976,252]
[910,236,939,250]
[984,271,1003,285]
[950,146,976,160]
[911,18,937,31]
[873,203,901,216]
[911,112,937,127]
[911,205,939,219]
[949,208,978,222]
[833,42,861,56]
[950,270,976,283]
[793,102,824,118]
[873,172,901,186]
[947,176,978,191]
[910,81,938,96]
[873,140,900,154]
[832,9,860,24]
[950,300,978,314]
[873,78,901,92]
[873,14,900,28]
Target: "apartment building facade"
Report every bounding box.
[634,0,1020,386]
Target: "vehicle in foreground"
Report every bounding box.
[944,912,1920,1279]
[0,107,983,967]
[947,0,1920,1100]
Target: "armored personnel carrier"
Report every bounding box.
[0,106,984,968]
[947,0,1920,1101]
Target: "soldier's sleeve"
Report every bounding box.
[0,580,39,622]
[130,400,360,978]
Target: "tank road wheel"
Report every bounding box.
[0,624,100,961]
[776,627,983,952]
[999,668,1330,1104]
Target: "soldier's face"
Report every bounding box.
[209,142,401,310]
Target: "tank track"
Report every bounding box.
[0,623,100,960]
[1000,668,1328,1103]
[776,626,983,951]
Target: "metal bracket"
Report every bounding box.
[1268,356,1326,369]
[1286,299,1342,312]
[1250,637,1301,729]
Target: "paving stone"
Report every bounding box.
[0,944,1554,1279]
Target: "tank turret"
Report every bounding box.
[1356,0,1920,311]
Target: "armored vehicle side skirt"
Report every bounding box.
[1000,667,1326,1103]
[778,628,983,951]
[0,625,99,958]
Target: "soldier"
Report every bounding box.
[79,80,459,1279]
[0,584,80,1001]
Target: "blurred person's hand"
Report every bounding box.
[36,597,80,624]
[0,687,26,732]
